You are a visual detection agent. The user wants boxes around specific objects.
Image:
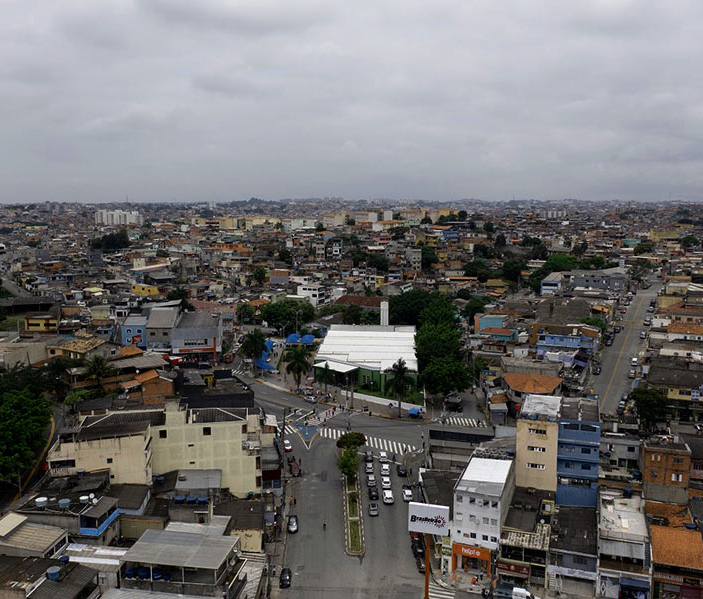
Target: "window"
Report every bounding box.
[581,464,591,470]
[126,329,132,334]
[482,535,488,541]
[672,473,683,482]
[490,536,497,543]
[469,497,476,504]
[581,448,591,454]
[456,495,463,503]
[563,423,579,431]
[527,463,546,470]
[470,533,476,539]
[528,428,547,435]
[650,470,657,478]
[189,461,195,465]
[627,447,635,453]
[159,430,167,439]
[106,458,113,464]
[673,457,684,465]
[483,500,489,507]
[482,517,490,525]
[490,518,497,526]
[491,501,498,509]
[203,427,212,436]
[188,443,194,448]
[581,424,597,433]
[150,331,155,336]
[528,446,546,452]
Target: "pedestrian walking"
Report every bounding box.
[293,498,296,506]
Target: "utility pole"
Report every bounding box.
[424,532,431,599]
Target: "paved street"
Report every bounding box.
[592,281,660,414]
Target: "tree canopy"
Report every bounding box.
[90,229,130,251]
[260,299,315,334]
[336,431,367,450]
[167,287,194,311]
[630,387,668,427]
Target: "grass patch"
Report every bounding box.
[348,492,358,518]
[348,520,362,552]
[0,314,24,331]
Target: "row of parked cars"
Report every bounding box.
[364,450,412,513]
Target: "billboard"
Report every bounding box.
[408,501,450,536]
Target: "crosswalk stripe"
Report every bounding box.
[315,428,418,453]
[428,581,455,598]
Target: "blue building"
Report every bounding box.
[120,315,147,350]
[533,324,599,359]
[556,398,600,507]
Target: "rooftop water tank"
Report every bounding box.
[79,495,89,504]
[35,497,48,508]
[186,496,197,504]
[46,566,61,581]
[156,476,165,485]
[58,498,71,509]
[197,496,209,505]
[59,556,70,564]
[174,495,185,504]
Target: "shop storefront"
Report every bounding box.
[452,543,491,576]
[496,560,530,586]
[653,574,703,599]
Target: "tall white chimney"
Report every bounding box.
[380,300,389,326]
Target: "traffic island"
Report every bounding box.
[342,475,365,555]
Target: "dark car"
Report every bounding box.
[614,325,621,333]
[592,365,602,375]
[279,567,292,588]
[605,337,614,346]
[396,464,408,477]
[415,557,426,573]
[365,450,374,463]
[289,461,300,477]
[411,541,424,559]
[368,487,379,500]
[287,515,298,534]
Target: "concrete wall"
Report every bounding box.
[516,419,559,491]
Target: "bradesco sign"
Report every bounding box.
[408,501,450,536]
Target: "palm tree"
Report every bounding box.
[386,358,414,419]
[84,355,118,391]
[319,362,334,395]
[285,344,312,390]
[240,329,267,374]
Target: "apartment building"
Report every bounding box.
[451,454,515,577]
[556,398,600,507]
[516,394,562,492]
[641,439,691,505]
[95,209,143,226]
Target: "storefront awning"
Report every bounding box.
[314,361,358,374]
[620,577,650,590]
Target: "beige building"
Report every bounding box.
[47,416,155,484]
[515,394,561,492]
[47,401,263,496]
[151,401,262,496]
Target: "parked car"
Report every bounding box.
[396,464,408,477]
[382,490,394,504]
[628,369,636,378]
[647,306,655,313]
[368,502,379,517]
[644,318,652,326]
[621,393,629,402]
[365,451,374,463]
[411,541,424,558]
[631,357,638,366]
[365,462,374,474]
[368,487,379,500]
[289,461,301,477]
[415,557,426,573]
[287,515,299,534]
[381,476,392,489]
[367,474,377,487]
[605,337,614,346]
[279,568,292,588]
[403,488,413,502]
[640,331,647,339]
[592,365,602,375]
[304,395,317,404]
[614,325,621,333]
[378,451,389,463]
[283,439,293,452]
[380,463,391,476]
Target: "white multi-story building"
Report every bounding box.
[95,209,144,226]
[451,455,515,577]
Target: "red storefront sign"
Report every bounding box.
[452,543,491,561]
[497,561,530,577]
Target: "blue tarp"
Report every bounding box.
[286,334,301,345]
[300,334,315,345]
[256,339,276,370]
[408,407,420,415]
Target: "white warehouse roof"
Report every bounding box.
[316,325,417,372]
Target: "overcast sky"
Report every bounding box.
[2,1,703,203]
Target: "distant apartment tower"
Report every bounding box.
[95,209,144,226]
[515,394,562,492]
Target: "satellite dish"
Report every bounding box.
[89,493,95,499]
[92,498,99,505]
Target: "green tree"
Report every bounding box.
[90,228,130,251]
[419,295,457,327]
[415,321,463,372]
[573,241,588,257]
[634,241,653,255]
[386,358,414,418]
[681,235,699,249]
[337,446,359,482]
[389,289,433,326]
[0,388,51,483]
[156,249,169,258]
[319,362,334,395]
[240,329,267,373]
[421,357,470,396]
[252,267,267,286]
[260,299,315,334]
[343,304,363,325]
[84,355,117,391]
[630,387,668,428]
[580,317,607,333]
[420,216,432,225]
[336,432,367,450]
[316,222,325,232]
[483,221,495,234]
[467,356,488,386]
[461,296,491,321]
[501,258,525,282]
[285,344,312,389]
[421,246,439,271]
[167,287,194,311]
[367,254,390,272]
[494,232,506,248]
[464,259,489,282]
[457,210,467,221]
[278,247,293,265]
[238,303,256,324]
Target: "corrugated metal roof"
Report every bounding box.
[123,529,236,568]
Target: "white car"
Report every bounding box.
[380,464,391,476]
[381,476,392,489]
[640,331,647,340]
[378,451,389,463]
[283,439,293,452]
[382,490,394,504]
[631,358,638,366]
[402,488,413,502]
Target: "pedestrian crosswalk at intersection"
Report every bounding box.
[427,581,455,598]
[317,427,417,455]
[444,416,487,427]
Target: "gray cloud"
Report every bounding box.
[1,0,703,202]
